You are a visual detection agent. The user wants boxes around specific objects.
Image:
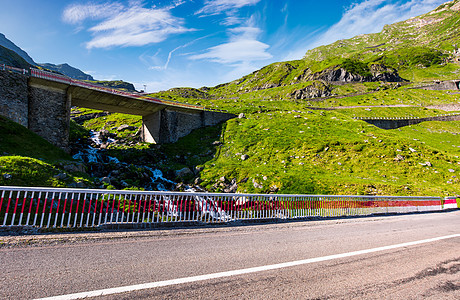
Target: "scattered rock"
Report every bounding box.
[290,81,332,99]
[409,147,417,152]
[117,124,137,132]
[238,113,246,119]
[449,169,455,173]
[75,181,87,188]
[252,179,263,189]
[175,167,193,178]
[59,162,86,173]
[212,141,222,146]
[394,154,405,162]
[269,185,279,193]
[241,154,249,161]
[101,177,111,185]
[3,173,12,179]
[239,177,249,183]
[224,182,238,193]
[53,173,68,180]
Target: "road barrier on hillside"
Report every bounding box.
[0,186,455,229]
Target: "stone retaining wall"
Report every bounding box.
[28,85,70,151]
[417,81,460,91]
[143,109,235,144]
[361,114,460,129]
[0,71,28,127]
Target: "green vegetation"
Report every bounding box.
[0,115,70,161]
[0,45,30,69]
[2,0,460,197]
[84,80,137,92]
[341,59,372,77]
[0,156,67,187]
[141,0,460,197]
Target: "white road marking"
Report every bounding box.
[36,233,460,300]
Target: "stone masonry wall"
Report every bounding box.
[28,85,70,151]
[363,115,460,129]
[418,81,460,91]
[0,70,28,127]
[152,109,235,144]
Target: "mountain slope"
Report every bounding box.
[303,0,460,62]
[143,0,460,196]
[0,33,35,65]
[180,0,459,97]
[0,45,31,69]
[0,32,94,80]
[39,63,94,81]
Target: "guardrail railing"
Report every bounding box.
[0,186,452,229]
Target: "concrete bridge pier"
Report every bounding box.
[27,80,72,152]
[1,69,235,151]
[142,109,234,144]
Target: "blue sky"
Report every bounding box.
[0,0,449,92]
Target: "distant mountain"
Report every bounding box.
[85,80,136,92]
[0,33,35,65]
[0,45,31,69]
[39,63,94,81]
[201,0,460,94]
[303,0,460,62]
[0,33,94,80]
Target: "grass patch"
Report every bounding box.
[0,115,71,161]
[0,156,67,187]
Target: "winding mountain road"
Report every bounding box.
[1,211,459,299]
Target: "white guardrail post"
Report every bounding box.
[0,186,450,229]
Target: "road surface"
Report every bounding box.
[0,211,459,299]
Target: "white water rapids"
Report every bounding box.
[72,130,231,221]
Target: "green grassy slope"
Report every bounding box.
[0,45,31,69]
[139,1,460,196]
[0,116,91,187]
[3,1,460,197]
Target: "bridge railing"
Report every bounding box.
[27,66,227,113]
[0,63,28,74]
[1,64,227,113]
[0,186,451,229]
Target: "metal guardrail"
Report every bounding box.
[0,186,449,228]
[1,64,227,114]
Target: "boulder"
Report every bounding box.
[175,167,193,178]
[117,124,137,132]
[290,81,332,99]
[101,177,111,185]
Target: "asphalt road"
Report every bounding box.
[1,211,459,299]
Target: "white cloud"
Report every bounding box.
[197,0,261,15]
[189,25,272,64]
[149,35,213,70]
[62,2,193,49]
[310,0,447,49]
[62,3,124,24]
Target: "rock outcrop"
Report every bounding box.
[311,64,403,83]
[290,81,332,99]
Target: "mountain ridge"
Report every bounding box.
[0,33,94,81]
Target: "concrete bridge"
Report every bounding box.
[0,65,234,151]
